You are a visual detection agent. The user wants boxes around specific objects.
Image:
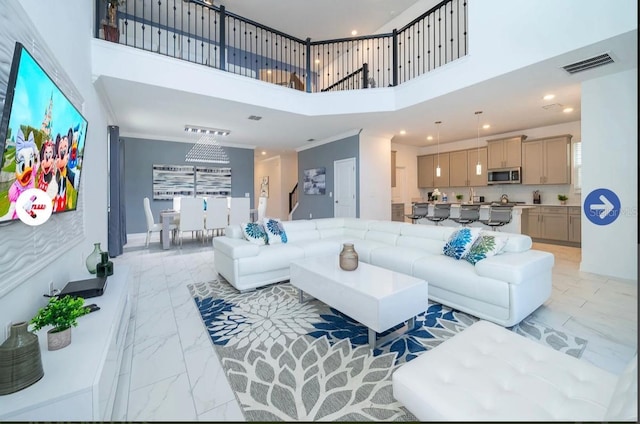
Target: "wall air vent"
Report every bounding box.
[562,53,614,74]
[248,115,262,120]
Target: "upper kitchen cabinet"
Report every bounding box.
[449,148,488,187]
[522,135,572,185]
[487,135,526,169]
[417,153,450,188]
[417,154,435,188]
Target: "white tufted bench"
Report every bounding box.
[392,320,637,421]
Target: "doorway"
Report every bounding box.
[333,157,356,218]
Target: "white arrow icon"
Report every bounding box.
[590,195,614,218]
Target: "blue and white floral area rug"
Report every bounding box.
[188,279,588,421]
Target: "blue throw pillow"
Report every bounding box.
[443,227,481,260]
[264,217,288,244]
[241,222,268,245]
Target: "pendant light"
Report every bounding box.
[435,121,442,178]
[475,111,482,176]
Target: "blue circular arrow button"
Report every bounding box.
[583,188,621,225]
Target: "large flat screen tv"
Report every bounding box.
[0,42,88,223]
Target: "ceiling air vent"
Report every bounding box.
[248,115,262,121]
[562,53,614,74]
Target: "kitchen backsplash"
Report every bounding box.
[419,184,581,205]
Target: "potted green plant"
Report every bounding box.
[30,296,90,351]
[455,194,464,203]
[558,194,568,205]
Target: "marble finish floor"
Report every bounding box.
[110,234,638,421]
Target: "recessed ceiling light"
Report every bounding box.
[563,107,574,113]
[261,151,266,155]
[351,30,358,36]
[543,94,555,101]
[399,130,406,135]
[482,124,490,129]
[427,135,433,141]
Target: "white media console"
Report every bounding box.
[0,265,131,420]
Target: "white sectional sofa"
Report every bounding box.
[213,218,554,327]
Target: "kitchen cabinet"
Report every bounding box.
[523,206,572,243]
[417,154,434,188]
[568,206,581,243]
[524,207,543,238]
[449,148,488,187]
[487,135,525,169]
[522,135,572,185]
[417,153,450,188]
[391,150,397,187]
[392,203,405,222]
[540,206,569,241]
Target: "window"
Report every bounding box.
[572,140,582,194]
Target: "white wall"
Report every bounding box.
[0,0,109,332]
[580,68,637,280]
[359,131,391,220]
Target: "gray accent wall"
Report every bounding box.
[293,134,359,220]
[123,137,254,233]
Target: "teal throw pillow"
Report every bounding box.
[443,227,482,260]
[241,222,268,245]
[264,217,288,244]
[464,234,508,265]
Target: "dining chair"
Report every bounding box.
[144,197,176,247]
[177,197,205,246]
[205,197,229,239]
[229,197,250,226]
[172,197,181,211]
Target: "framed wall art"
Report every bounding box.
[260,176,269,197]
[152,164,195,200]
[303,167,326,195]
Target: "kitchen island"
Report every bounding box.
[412,203,535,234]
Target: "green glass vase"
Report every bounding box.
[85,243,102,274]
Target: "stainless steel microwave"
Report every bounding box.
[487,167,521,184]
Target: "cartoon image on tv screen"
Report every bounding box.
[0,43,87,222]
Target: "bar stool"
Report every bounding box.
[405,203,429,224]
[426,203,451,226]
[480,205,513,231]
[451,204,481,226]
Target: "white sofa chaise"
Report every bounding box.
[213,218,554,327]
[392,320,638,421]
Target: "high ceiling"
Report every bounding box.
[97,1,638,160]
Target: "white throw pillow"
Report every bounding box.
[264,217,288,244]
[442,227,482,260]
[241,222,268,245]
[464,233,508,265]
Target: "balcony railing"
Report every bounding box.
[95,0,467,93]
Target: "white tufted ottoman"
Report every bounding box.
[392,320,637,421]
